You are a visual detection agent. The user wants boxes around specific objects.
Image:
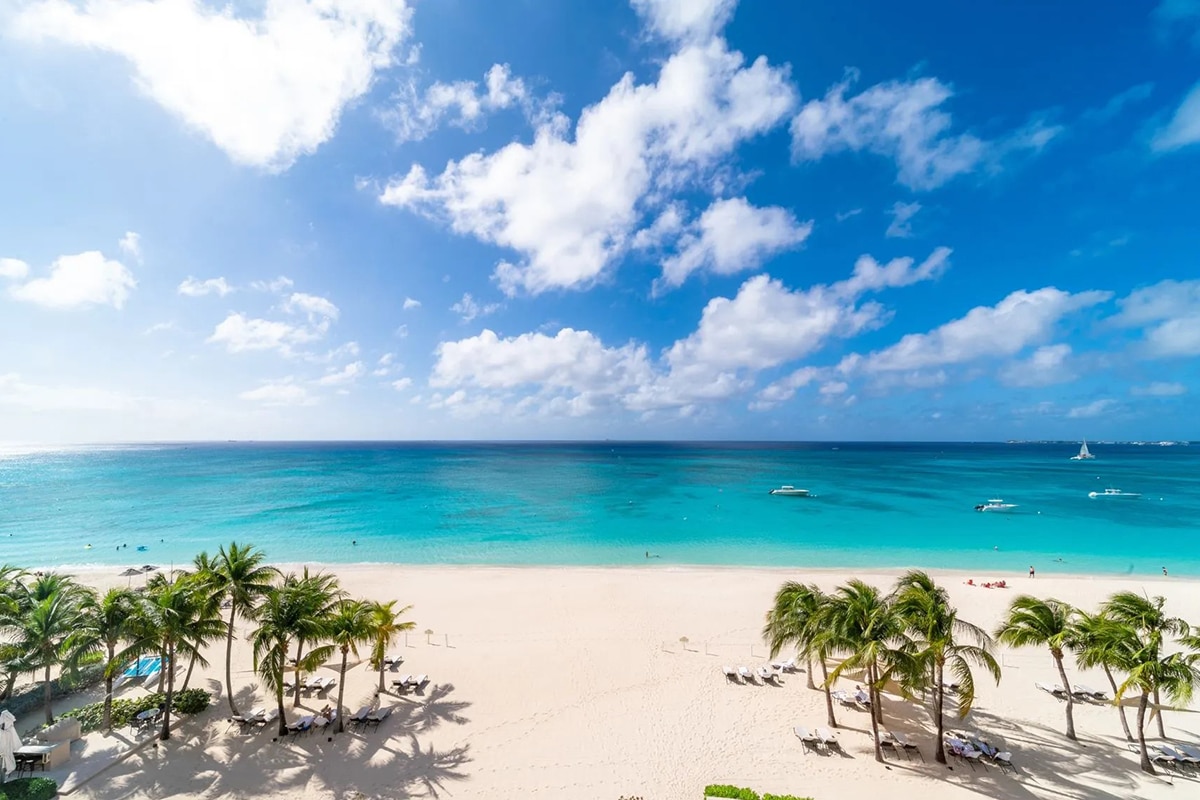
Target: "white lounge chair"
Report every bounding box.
[815,727,840,750]
[1179,744,1200,761]
[831,690,855,708]
[886,730,924,761]
[756,665,773,682]
[737,666,753,682]
[1034,682,1065,699]
[722,665,739,683]
[770,657,797,672]
[412,674,429,690]
[793,725,821,753]
[383,654,403,665]
[1074,683,1108,700]
[254,708,279,728]
[364,705,393,730]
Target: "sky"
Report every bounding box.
[1,0,1199,443]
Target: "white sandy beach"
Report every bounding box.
[19,564,1200,800]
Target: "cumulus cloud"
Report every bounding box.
[379,35,796,295]
[791,72,1060,190]
[656,197,811,289]
[450,293,501,323]
[1067,398,1115,419]
[885,201,921,238]
[14,0,413,170]
[383,63,545,142]
[0,258,31,280]
[391,377,413,392]
[630,0,739,42]
[998,344,1074,387]
[1131,381,1187,397]
[178,276,233,297]
[402,297,421,310]
[207,314,322,355]
[250,275,294,293]
[315,361,363,387]
[118,231,141,260]
[239,377,314,406]
[854,287,1110,373]
[1112,279,1200,357]
[284,292,339,320]
[8,250,136,309]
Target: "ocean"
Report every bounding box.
[1,442,1197,576]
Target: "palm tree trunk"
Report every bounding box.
[337,648,349,734]
[1052,651,1076,740]
[2,671,17,701]
[1136,692,1153,774]
[103,642,116,733]
[934,661,946,765]
[159,642,175,740]
[805,656,815,690]
[1101,665,1132,741]
[225,604,238,715]
[43,662,53,726]
[1153,686,1165,738]
[377,650,386,695]
[292,640,305,707]
[157,648,166,693]
[275,650,288,737]
[817,656,836,728]
[182,650,198,691]
[867,664,884,763]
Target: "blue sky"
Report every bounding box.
[1,0,1199,443]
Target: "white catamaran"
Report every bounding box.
[1069,440,1095,460]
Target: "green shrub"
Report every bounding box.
[762,794,813,800]
[0,777,58,800]
[3,664,104,719]
[704,786,759,800]
[62,693,164,732]
[173,688,211,715]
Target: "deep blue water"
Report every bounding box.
[1,442,1197,575]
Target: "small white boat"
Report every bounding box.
[1088,488,1141,499]
[974,499,1017,512]
[769,485,811,497]
[1070,440,1095,460]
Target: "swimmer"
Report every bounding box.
[1163,566,1168,577]
[352,540,357,546]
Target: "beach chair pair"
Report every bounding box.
[755,665,780,684]
[794,725,839,754]
[229,707,266,733]
[769,657,797,673]
[304,675,337,694]
[945,736,989,771]
[253,708,279,729]
[1072,683,1109,701]
[1034,682,1067,700]
[383,654,403,666]
[880,730,924,762]
[1156,744,1200,771]
[362,705,394,731]
[346,705,373,730]
[284,714,315,738]
[391,674,429,693]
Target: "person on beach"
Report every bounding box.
[1029,565,1035,578]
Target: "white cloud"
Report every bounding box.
[0,258,31,280]
[402,297,421,310]
[856,287,1111,373]
[1067,398,1115,419]
[391,377,413,392]
[143,321,177,335]
[383,63,543,142]
[835,246,950,298]
[14,0,413,170]
[1112,279,1200,357]
[1131,381,1187,397]
[8,250,136,309]
[998,344,1074,387]
[206,313,323,355]
[835,208,863,222]
[250,275,294,293]
[284,292,339,320]
[630,0,739,42]
[885,201,921,239]
[790,73,1058,190]
[450,293,501,323]
[178,276,233,297]
[750,366,823,410]
[239,377,314,406]
[657,197,812,289]
[118,231,141,260]
[377,353,395,367]
[1154,81,1200,152]
[315,361,363,387]
[379,36,796,295]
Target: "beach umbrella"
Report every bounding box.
[0,709,21,779]
[119,567,143,586]
[141,565,159,573]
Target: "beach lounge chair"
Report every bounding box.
[304,676,326,692]
[346,705,372,729]
[737,666,754,682]
[318,677,336,693]
[1178,744,1200,762]
[285,714,314,738]
[253,708,279,728]
[312,711,337,734]
[1035,682,1065,700]
[1163,745,1198,770]
[383,654,403,665]
[853,688,871,709]
[1074,684,1108,701]
[756,665,774,683]
[816,727,840,751]
[889,731,924,762]
[770,657,797,672]
[392,674,414,691]
[722,665,740,683]
[1152,747,1180,771]
[364,705,393,730]
[412,674,429,690]
[991,750,1016,773]
[831,690,855,708]
[793,726,822,754]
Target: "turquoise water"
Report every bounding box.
[1,442,1197,576]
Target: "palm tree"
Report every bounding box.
[1118,649,1199,774]
[179,553,225,691]
[287,569,342,707]
[327,600,374,733]
[995,596,1078,740]
[763,582,838,727]
[1071,610,1137,741]
[367,600,415,695]
[70,587,142,732]
[1,573,91,725]
[894,571,1000,765]
[826,580,912,763]
[210,543,277,715]
[142,574,225,740]
[1103,591,1189,738]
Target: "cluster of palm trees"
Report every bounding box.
[996,591,1200,774]
[764,571,1000,765]
[764,574,1200,775]
[0,543,414,741]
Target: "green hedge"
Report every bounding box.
[0,777,58,800]
[704,786,812,800]
[60,689,211,733]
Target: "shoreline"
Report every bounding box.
[42,559,1196,585]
